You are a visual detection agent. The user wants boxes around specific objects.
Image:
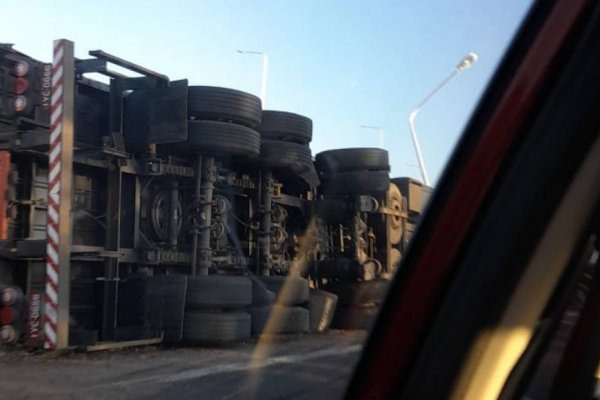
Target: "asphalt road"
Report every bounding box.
[0,330,366,400]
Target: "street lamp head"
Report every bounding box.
[456,52,478,71]
[360,124,381,130]
[237,49,263,56]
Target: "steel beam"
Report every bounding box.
[197,156,215,276]
[101,161,122,341]
[133,177,141,249]
[259,170,273,276]
[99,74,125,341]
[82,335,163,352]
[88,50,169,83]
[190,155,202,275]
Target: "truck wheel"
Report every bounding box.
[390,248,402,270]
[247,306,271,335]
[258,111,313,144]
[319,170,390,195]
[186,275,252,309]
[323,280,390,306]
[182,120,260,157]
[260,140,320,186]
[248,274,276,305]
[260,140,314,168]
[332,304,379,330]
[388,183,404,245]
[248,305,309,335]
[260,275,310,306]
[308,289,338,333]
[188,86,262,128]
[183,310,251,342]
[315,148,390,173]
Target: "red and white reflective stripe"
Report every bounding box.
[44,41,65,349]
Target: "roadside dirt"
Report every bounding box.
[0,330,366,400]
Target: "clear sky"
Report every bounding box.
[1,0,532,183]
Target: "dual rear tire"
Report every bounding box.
[323,280,390,330]
[183,275,252,343]
[315,148,391,195]
[248,275,311,335]
[169,86,262,158]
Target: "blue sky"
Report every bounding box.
[1,0,532,183]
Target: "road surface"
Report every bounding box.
[0,330,365,400]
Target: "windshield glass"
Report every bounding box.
[0,1,532,399]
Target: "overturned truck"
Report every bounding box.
[0,41,429,349]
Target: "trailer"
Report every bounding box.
[0,39,429,350]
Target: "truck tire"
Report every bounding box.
[258,111,312,144]
[248,305,309,335]
[186,275,252,309]
[260,275,310,306]
[248,306,271,335]
[260,140,313,168]
[308,289,338,333]
[188,86,262,128]
[248,274,276,305]
[184,120,260,157]
[183,310,251,342]
[319,170,390,195]
[315,148,390,173]
[323,280,390,306]
[388,183,404,245]
[332,304,379,330]
[260,140,320,186]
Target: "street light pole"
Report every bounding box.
[259,54,268,107]
[408,52,478,186]
[237,50,269,108]
[360,125,385,148]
